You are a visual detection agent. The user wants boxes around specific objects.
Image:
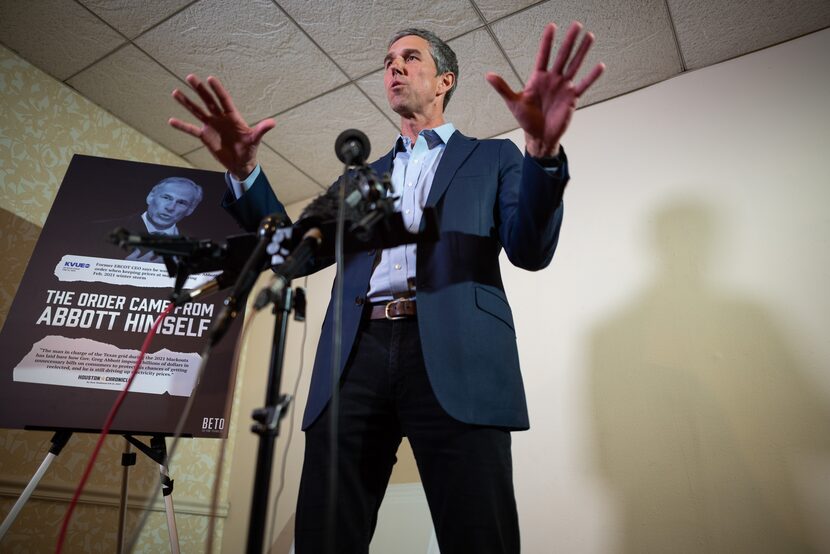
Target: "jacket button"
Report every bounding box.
[355,296,364,306]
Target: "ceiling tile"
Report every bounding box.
[473,0,539,22]
[262,85,399,185]
[492,0,682,107]
[181,147,225,173]
[184,145,323,206]
[355,69,404,127]
[278,0,483,78]
[668,0,830,69]
[67,45,200,155]
[443,29,524,138]
[0,0,125,80]
[79,0,194,39]
[135,0,347,124]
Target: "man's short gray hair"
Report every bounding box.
[149,176,203,207]
[388,28,459,110]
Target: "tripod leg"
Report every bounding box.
[151,436,180,554]
[117,439,136,554]
[0,431,72,541]
[160,466,180,554]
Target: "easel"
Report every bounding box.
[0,430,180,553]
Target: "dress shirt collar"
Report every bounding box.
[394,122,456,156]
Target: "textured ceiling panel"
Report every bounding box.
[492,0,682,107]
[79,0,194,39]
[262,85,399,185]
[668,0,830,69]
[67,45,200,155]
[277,0,483,78]
[355,69,400,125]
[135,0,347,125]
[180,146,230,175]
[444,29,525,138]
[3,0,826,209]
[183,144,323,205]
[473,0,540,22]
[0,0,125,80]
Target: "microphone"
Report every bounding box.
[109,227,224,258]
[298,127,393,244]
[170,214,289,307]
[291,171,394,250]
[335,129,371,166]
[255,130,392,309]
[253,228,322,310]
[170,269,236,306]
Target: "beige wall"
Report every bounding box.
[0,43,232,553]
[506,28,830,553]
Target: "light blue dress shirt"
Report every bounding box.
[366,123,456,302]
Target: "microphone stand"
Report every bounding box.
[150,211,289,554]
[245,240,316,554]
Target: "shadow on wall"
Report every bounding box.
[589,200,830,553]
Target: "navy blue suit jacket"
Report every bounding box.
[223,131,567,430]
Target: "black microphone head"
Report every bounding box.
[335,129,371,165]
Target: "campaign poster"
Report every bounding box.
[0,155,253,438]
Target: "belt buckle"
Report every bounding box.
[384,298,408,320]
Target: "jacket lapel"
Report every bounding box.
[370,149,394,176]
[425,131,478,208]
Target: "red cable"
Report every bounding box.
[55,303,176,553]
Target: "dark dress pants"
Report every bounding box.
[295,315,520,554]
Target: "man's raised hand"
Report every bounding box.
[169,74,275,180]
[486,22,604,158]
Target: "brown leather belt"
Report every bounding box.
[369,298,417,320]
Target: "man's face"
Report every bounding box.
[384,35,447,117]
[146,182,197,230]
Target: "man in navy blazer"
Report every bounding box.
[171,22,603,554]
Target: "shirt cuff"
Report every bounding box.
[527,148,566,177]
[226,165,262,199]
